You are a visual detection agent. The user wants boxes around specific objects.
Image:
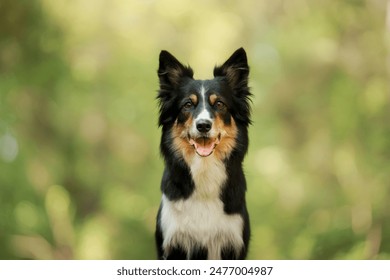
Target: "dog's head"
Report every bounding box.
[157,48,251,161]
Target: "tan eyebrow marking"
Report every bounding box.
[209,94,218,105]
[189,94,198,104]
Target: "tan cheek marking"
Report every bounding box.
[209,94,218,105]
[171,117,195,165]
[213,116,238,160]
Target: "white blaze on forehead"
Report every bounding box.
[195,83,211,121]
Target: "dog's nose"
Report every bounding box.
[196,120,212,133]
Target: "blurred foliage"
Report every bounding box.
[0,0,389,260]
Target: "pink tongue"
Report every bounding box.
[195,143,214,156]
[189,139,215,157]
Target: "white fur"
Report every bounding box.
[160,154,244,259]
[196,108,211,122]
[191,84,214,137]
[196,84,211,121]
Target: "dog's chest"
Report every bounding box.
[160,156,244,259]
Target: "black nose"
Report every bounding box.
[196,120,212,133]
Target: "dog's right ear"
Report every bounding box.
[157,51,193,127]
[158,51,193,88]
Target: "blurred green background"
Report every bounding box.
[1,0,389,260]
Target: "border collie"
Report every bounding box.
[155,48,252,260]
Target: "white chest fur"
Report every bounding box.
[160,155,244,259]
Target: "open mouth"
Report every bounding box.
[189,134,221,157]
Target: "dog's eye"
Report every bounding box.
[183,102,193,110]
[215,101,226,110]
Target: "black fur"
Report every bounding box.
[155,48,252,260]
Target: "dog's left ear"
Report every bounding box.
[214,48,252,126]
[213,48,249,89]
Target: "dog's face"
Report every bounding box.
[172,78,237,159]
[157,48,251,161]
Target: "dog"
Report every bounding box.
[155,48,252,260]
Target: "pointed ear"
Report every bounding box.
[214,48,252,126]
[213,48,249,88]
[158,51,193,88]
